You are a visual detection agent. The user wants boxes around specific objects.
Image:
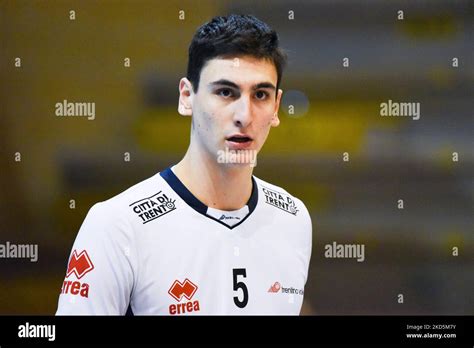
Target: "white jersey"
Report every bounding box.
[56,166,312,315]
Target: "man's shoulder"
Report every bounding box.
[103,172,163,205]
[253,176,312,257]
[73,170,178,245]
[87,170,169,219]
[253,175,310,220]
[254,176,292,196]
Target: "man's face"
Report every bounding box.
[179,55,282,165]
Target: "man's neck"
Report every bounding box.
[173,146,254,211]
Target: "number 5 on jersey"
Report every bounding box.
[232,268,248,308]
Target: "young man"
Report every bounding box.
[56,14,312,315]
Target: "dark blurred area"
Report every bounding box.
[0,0,472,314]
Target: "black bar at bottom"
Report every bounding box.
[0,315,472,346]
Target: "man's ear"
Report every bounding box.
[178,78,193,116]
[271,89,283,127]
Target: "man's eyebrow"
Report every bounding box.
[209,79,276,91]
[253,82,276,90]
[209,79,240,89]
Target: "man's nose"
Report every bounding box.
[233,96,253,128]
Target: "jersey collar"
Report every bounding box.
[159,166,258,229]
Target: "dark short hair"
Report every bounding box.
[187,14,287,92]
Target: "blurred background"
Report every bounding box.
[1,0,473,314]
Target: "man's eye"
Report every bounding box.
[217,89,233,98]
[255,91,269,100]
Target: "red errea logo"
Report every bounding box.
[168,278,200,315]
[66,250,94,279]
[61,249,93,298]
[168,278,197,301]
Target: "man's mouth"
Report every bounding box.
[225,134,253,150]
[226,135,253,143]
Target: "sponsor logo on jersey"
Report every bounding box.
[168,278,200,315]
[129,191,177,224]
[268,281,281,293]
[66,250,94,279]
[268,281,304,295]
[262,187,299,215]
[219,214,241,221]
[61,249,93,298]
